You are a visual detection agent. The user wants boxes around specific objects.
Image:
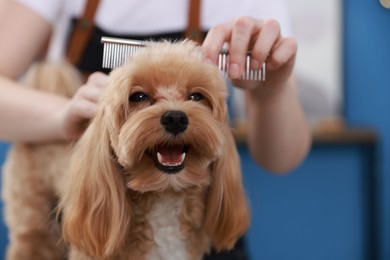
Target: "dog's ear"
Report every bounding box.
[60,107,132,258]
[204,124,250,251]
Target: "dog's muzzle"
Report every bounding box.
[160,110,188,135]
[144,110,190,174]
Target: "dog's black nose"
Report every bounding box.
[161,110,188,135]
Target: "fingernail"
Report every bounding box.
[230,63,240,79]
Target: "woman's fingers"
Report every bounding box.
[251,19,281,69]
[266,36,297,71]
[76,72,109,103]
[228,17,259,78]
[203,17,289,79]
[202,23,231,64]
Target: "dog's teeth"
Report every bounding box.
[180,153,186,163]
[157,152,186,166]
[157,152,163,164]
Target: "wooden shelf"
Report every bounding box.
[233,118,378,146]
[312,128,377,145]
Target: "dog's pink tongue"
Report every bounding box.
[158,145,183,164]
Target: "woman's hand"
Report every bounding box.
[202,16,297,90]
[60,72,108,140]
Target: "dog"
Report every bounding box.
[3,40,250,260]
[2,61,82,259]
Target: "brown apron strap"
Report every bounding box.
[66,0,100,65]
[185,0,203,43]
[66,0,201,66]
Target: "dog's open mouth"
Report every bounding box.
[147,144,189,174]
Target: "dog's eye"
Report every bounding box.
[129,92,149,102]
[188,92,204,102]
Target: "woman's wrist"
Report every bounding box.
[244,75,296,109]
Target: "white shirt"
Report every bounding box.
[15,0,292,61]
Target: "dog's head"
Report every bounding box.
[106,40,228,192]
[61,40,250,257]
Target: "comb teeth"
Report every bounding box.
[102,37,145,69]
[217,50,266,81]
[101,36,266,81]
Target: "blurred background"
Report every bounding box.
[0,0,390,259]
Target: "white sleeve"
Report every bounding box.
[14,0,65,25]
[203,0,293,36]
[249,0,293,36]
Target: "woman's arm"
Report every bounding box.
[0,1,51,78]
[244,75,311,174]
[0,71,107,143]
[0,1,106,143]
[203,17,311,174]
[0,80,68,142]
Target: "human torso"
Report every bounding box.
[16,0,292,69]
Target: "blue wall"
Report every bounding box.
[240,144,373,260]
[0,143,8,258]
[343,0,390,259]
[0,1,389,259]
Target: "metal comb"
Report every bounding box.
[101,36,266,81]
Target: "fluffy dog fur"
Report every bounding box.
[2,61,82,259]
[2,40,250,260]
